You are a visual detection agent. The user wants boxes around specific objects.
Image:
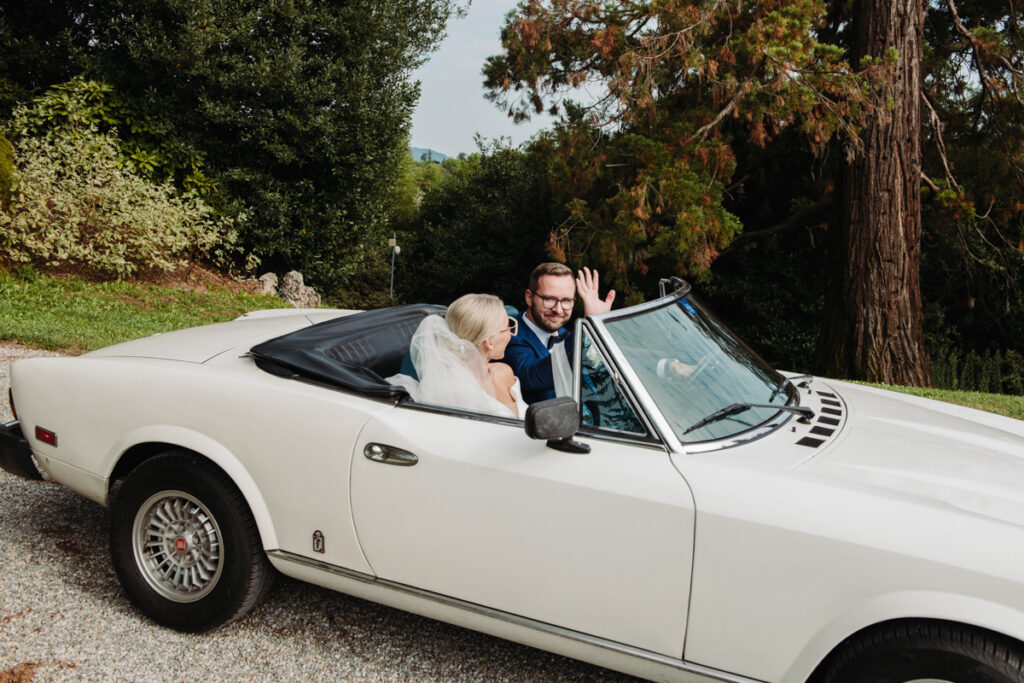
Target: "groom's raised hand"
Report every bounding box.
[576,266,615,317]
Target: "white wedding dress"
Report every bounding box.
[507,378,529,418]
[388,315,526,419]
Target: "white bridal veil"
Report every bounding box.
[388,315,514,417]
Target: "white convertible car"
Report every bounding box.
[3,278,1024,682]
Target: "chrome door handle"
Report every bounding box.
[363,443,418,466]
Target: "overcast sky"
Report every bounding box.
[408,0,554,157]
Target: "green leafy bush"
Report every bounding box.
[9,78,217,197]
[1,124,252,279]
[0,132,12,199]
[930,346,1024,396]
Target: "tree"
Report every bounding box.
[396,143,557,306]
[817,0,931,384]
[487,0,1024,385]
[816,0,1024,383]
[709,0,1024,381]
[484,0,865,294]
[0,1,86,111]
[0,0,462,291]
[917,0,1024,357]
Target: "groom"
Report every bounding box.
[504,263,615,404]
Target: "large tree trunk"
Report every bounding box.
[818,0,931,385]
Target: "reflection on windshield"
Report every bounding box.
[579,329,645,435]
[604,297,789,442]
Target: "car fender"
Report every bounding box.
[107,424,278,550]
[782,591,1024,682]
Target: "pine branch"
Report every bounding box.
[721,198,833,253]
[921,90,961,193]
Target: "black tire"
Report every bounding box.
[816,620,1024,683]
[109,450,274,632]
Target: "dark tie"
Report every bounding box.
[547,331,568,349]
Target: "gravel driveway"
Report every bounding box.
[0,344,638,682]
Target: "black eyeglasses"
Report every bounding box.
[531,292,575,311]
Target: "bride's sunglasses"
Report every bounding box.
[497,317,518,337]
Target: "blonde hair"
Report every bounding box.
[446,294,508,346]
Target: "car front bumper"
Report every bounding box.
[0,420,42,480]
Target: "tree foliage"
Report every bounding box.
[0,0,462,289]
[0,2,85,112]
[1,120,244,279]
[9,78,217,195]
[711,0,1024,379]
[917,0,1024,354]
[396,144,558,307]
[484,0,866,294]
[485,0,1024,386]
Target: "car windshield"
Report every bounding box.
[602,295,791,443]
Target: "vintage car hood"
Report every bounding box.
[83,309,351,363]
[803,381,1024,526]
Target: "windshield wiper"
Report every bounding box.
[768,374,814,402]
[684,402,815,435]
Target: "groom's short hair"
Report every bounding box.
[529,262,572,291]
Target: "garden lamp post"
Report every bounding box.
[389,235,400,302]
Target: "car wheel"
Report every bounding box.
[816,621,1024,683]
[109,450,274,632]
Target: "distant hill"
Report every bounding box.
[410,147,448,163]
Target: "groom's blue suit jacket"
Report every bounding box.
[504,311,570,404]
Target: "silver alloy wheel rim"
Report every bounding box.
[132,490,224,603]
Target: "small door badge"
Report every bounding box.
[313,530,325,553]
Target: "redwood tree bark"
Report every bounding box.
[818,0,931,385]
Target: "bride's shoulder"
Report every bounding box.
[488,361,515,385]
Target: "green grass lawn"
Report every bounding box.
[0,267,290,352]
[2,267,1022,421]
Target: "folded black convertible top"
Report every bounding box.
[249,304,445,399]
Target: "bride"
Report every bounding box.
[388,294,528,418]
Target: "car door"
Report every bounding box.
[349,340,695,657]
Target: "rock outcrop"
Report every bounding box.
[256,271,321,308]
[280,270,321,308]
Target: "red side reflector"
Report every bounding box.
[35,426,57,447]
